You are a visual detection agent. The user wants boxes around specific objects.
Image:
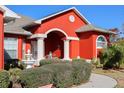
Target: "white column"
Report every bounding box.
[37,37,45,65]
[63,39,70,60]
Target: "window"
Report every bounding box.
[69,15,75,22]
[4,37,18,59]
[31,41,37,59]
[97,35,107,48]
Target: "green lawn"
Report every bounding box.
[92,68,124,88]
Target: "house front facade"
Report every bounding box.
[0,6,115,69]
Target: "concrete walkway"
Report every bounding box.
[75,73,117,88]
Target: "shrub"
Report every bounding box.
[72,61,92,85]
[9,68,22,81]
[0,70,10,88]
[100,44,123,69]
[39,58,62,66]
[42,63,74,88]
[8,68,22,88]
[91,58,102,69]
[19,67,53,88]
[18,61,26,70]
[19,61,92,88]
[39,59,52,66]
[72,58,85,62]
[4,59,26,70]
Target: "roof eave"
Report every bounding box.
[35,7,91,25]
[0,6,21,19]
[23,21,41,29]
[0,7,5,13]
[4,31,32,36]
[72,7,91,24]
[76,29,116,35]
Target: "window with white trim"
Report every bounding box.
[4,37,18,59]
[97,36,107,48]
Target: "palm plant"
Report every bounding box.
[100,44,123,69]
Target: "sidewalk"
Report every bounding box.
[74,73,117,88]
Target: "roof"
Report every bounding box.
[0,5,20,18]
[0,7,5,13]
[35,7,91,24]
[4,14,34,36]
[76,24,116,34]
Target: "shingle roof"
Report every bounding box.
[4,14,35,36]
[76,24,116,34]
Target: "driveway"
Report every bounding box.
[74,73,117,88]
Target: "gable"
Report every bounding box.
[34,8,89,37]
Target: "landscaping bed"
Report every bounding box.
[0,58,92,88]
[19,60,92,88]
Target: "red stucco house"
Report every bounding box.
[0,6,115,69]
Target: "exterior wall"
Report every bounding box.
[25,40,31,54]
[78,32,95,59]
[31,10,87,38]
[28,10,88,60]
[4,34,26,60]
[70,40,80,59]
[18,36,23,60]
[78,31,110,59]
[0,11,4,69]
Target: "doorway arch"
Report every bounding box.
[44,29,67,58]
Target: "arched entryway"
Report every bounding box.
[45,31,66,58]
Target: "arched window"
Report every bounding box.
[96,35,107,48]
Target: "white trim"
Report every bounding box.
[0,5,20,18]
[45,28,79,40]
[72,7,91,24]
[29,28,79,40]
[45,28,68,38]
[67,37,79,40]
[0,7,5,13]
[35,7,90,24]
[29,34,47,39]
[96,35,107,58]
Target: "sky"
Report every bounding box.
[6,5,124,36]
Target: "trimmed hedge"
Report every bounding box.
[41,63,74,88]
[72,62,91,84]
[19,67,53,88]
[72,58,85,62]
[0,70,10,88]
[9,68,22,88]
[19,60,92,88]
[39,58,63,66]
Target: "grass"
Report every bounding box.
[92,68,124,88]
